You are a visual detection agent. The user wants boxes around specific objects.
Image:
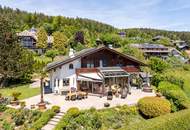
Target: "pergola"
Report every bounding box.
[99,67,130,78]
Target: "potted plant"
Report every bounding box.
[156,90,162,97]
[20,101,26,109]
[11,92,21,106]
[104,102,110,107]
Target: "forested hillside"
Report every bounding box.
[1,5,190,45]
[123,28,190,44]
[0,6,116,37]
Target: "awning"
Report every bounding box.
[99,67,129,78]
[77,72,103,82]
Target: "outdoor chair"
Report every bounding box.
[70,94,77,101]
[65,95,69,100]
[107,90,113,100]
[77,94,83,100]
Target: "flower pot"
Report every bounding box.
[38,102,46,110]
[104,102,110,107]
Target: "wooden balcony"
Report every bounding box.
[76,66,140,75]
[76,68,99,75]
[122,66,140,72]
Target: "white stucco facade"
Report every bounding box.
[49,58,81,94]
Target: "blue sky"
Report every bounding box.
[1,0,190,31]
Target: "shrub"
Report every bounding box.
[158,81,190,110]
[55,108,102,130]
[122,109,190,130]
[11,92,21,101]
[52,105,60,113]
[0,104,7,112]
[0,93,2,98]
[118,105,138,115]
[138,97,171,118]
[149,57,170,73]
[158,81,180,95]
[20,101,26,108]
[13,110,26,126]
[67,107,80,118]
[30,109,56,130]
[28,110,42,123]
[2,120,14,130]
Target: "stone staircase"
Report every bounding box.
[41,111,64,130]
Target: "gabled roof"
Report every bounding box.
[17,28,53,43]
[46,46,146,71]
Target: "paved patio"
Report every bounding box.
[23,88,155,112]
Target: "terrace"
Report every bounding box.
[23,87,155,112]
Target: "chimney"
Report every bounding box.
[69,48,75,58]
[108,44,113,49]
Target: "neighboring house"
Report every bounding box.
[152,35,165,41]
[46,46,146,95]
[170,48,189,63]
[118,32,126,38]
[173,40,189,51]
[17,27,53,54]
[130,43,170,59]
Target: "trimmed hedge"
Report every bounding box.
[66,107,80,117]
[29,108,56,130]
[138,97,171,118]
[120,109,190,130]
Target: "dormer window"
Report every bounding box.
[69,64,74,69]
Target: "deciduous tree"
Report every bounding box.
[52,31,68,54]
[36,27,47,48]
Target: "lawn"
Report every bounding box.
[0,84,40,100]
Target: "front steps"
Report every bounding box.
[41,111,64,130]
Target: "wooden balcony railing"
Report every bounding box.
[76,68,99,75]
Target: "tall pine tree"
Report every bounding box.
[0,15,34,87]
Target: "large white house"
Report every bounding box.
[46,46,146,95]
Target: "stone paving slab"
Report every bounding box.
[23,88,155,112]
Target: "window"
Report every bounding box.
[57,79,60,87]
[54,79,56,87]
[63,79,69,86]
[69,64,74,69]
[87,60,94,68]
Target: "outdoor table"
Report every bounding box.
[77,91,88,98]
[67,92,77,100]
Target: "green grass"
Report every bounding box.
[0,84,40,100]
